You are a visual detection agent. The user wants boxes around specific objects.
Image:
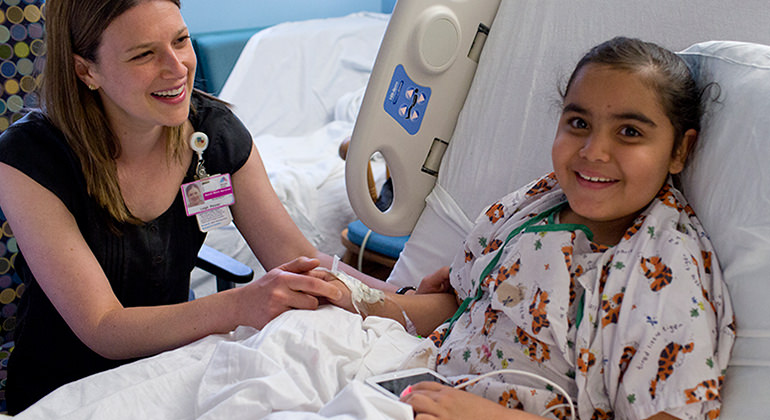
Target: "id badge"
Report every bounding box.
[182,174,235,232]
[195,206,232,232]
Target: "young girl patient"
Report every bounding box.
[328,37,735,420]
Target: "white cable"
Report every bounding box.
[357,229,374,272]
[454,369,576,420]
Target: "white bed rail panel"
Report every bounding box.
[346,0,501,236]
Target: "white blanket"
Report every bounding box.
[17,307,421,420]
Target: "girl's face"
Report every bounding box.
[551,64,694,244]
[74,1,196,136]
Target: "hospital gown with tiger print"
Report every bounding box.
[413,173,735,420]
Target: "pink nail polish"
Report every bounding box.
[400,385,413,398]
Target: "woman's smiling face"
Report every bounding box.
[75,0,196,134]
[551,64,694,243]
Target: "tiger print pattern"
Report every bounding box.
[485,202,505,224]
[683,378,720,404]
[701,250,713,275]
[436,348,452,366]
[483,238,503,255]
[618,345,637,383]
[601,291,624,328]
[545,394,571,420]
[482,305,499,336]
[577,348,597,374]
[529,289,550,334]
[640,256,673,291]
[482,259,520,290]
[649,342,695,399]
[516,326,551,363]
[498,389,524,410]
[525,172,558,197]
[590,408,613,420]
[622,215,646,241]
[598,256,613,295]
[427,327,447,348]
[655,184,682,210]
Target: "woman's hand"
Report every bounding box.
[417,266,451,294]
[401,382,539,420]
[236,257,344,328]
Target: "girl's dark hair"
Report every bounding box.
[562,37,702,154]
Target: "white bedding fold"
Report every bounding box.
[18,307,421,420]
[196,306,419,419]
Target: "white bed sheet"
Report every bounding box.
[16,307,419,420]
[19,4,770,418]
[191,13,388,295]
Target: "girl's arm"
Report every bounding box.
[402,382,681,420]
[322,269,459,336]
[401,382,544,420]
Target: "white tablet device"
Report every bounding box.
[365,367,451,399]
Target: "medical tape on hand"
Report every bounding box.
[324,256,385,316]
[325,256,417,335]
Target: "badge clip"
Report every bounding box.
[183,132,235,232]
[190,131,210,180]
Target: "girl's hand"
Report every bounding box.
[312,269,357,314]
[401,382,533,420]
[417,266,451,294]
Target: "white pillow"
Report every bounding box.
[218,12,388,138]
[677,40,770,419]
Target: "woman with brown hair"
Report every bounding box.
[0,0,383,413]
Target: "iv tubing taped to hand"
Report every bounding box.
[326,256,418,335]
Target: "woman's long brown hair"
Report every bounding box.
[41,0,187,224]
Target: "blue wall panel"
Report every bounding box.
[181,0,387,34]
[382,0,397,13]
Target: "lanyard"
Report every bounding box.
[443,202,591,334]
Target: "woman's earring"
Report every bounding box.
[88,84,98,91]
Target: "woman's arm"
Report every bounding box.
[229,144,398,291]
[0,162,341,359]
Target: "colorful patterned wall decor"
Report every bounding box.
[0,0,45,134]
[0,0,43,409]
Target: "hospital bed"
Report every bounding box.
[188,10,393,295]
[10,1,770,418]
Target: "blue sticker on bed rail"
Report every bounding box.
[384,64,431,135]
